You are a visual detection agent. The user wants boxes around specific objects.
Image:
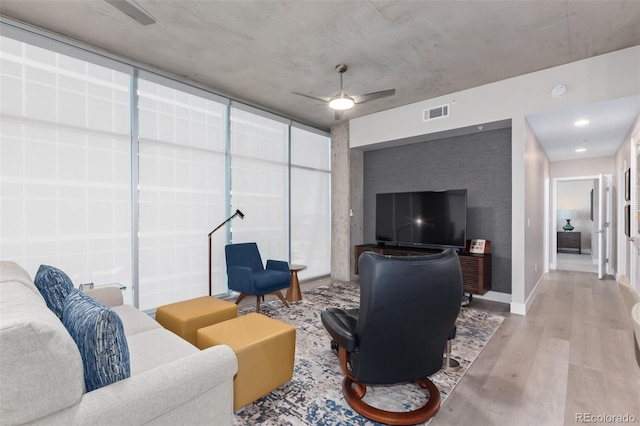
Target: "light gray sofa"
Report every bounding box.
[0,260,238,426]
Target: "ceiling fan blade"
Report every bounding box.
[352,89,395,104]
[334,110,344,121]
[292,92,332,103]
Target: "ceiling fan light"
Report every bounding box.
[329,96,355,111]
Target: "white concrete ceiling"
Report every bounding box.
[1,1,639,160]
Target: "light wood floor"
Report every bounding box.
[431,270,640,426]
[557,253,598,273]
[233,270,640,425]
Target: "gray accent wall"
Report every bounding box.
[362,127,512,294]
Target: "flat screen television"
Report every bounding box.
[375,189,467,249]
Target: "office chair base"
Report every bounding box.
[338,347,441,425]
[442,357,461,371]
[342,377,441,425]
[442,339,460,371]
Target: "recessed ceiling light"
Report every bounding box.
[574,119,590,126]
[575,148,587,153]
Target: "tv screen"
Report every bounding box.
[375,189,467,249]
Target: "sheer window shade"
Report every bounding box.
[0,36,133,300]
[1,26,332,309]
[290,126,331,279]
[229,106,289,262]
[137,74,227,309]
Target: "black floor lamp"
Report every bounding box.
[208,209,244,296]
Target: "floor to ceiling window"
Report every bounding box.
[137,72,228,310]
[229,105,289,261]
[0,33,133,302]
[290,125,331,279]
[0,23,331,309]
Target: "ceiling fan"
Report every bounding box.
[293,64,395,120]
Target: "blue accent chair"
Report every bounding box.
[225,242,291,313]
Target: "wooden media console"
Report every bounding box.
[354,244,491,296]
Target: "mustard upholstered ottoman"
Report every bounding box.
[197,312,296,410]
[155,296,238,346]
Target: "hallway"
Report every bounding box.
[556,253,598,274]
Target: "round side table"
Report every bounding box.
[286,264,306,302]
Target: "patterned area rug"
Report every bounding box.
[234,282,504,425]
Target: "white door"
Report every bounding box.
[597,174,607,279]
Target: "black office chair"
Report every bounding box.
[321,249,463,425]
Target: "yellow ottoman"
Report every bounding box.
[155,296,238,346]
[197,312,296,410]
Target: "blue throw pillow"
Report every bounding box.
[34,264,75,319]
[63,289,131,392]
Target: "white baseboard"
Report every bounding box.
[473,290,512,304]
[510,302,527,316]
[509,273,545,316]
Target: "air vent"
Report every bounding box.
[423,104,449,122]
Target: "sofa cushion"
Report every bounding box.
[63,289,131,392]
[34,264,75,319]
[0,281,84,425]
[112,303,162,336]
[0,260,43,299]
[253,269,291,291]
[126,328,198,375]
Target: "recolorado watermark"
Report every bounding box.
[576,412,637,423]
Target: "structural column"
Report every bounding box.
[331,122,352,281]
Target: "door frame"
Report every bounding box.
[617,163,629,278]
[597,174,613,278]
[551,175,612,274]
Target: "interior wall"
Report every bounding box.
[550,157,616,178]
[349,45,640,314]
[349,46,640,150]
[524,121,549,301]
[615,113,640,281]
[362,127,512,294]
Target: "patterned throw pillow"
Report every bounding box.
[63,289,131,392]
[34,264,75,319]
